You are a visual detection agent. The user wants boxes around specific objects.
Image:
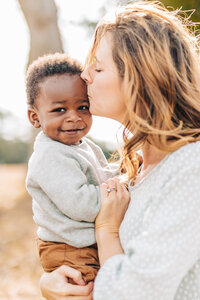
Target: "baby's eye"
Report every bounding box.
[79,105,89,111]
[51,108,66,113]
[95,69,102,73]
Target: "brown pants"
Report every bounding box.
[37,239,100,283]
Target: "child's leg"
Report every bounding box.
[37,239,99,283]
[74,243,99,283]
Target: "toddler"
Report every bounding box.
[25,53,116,283]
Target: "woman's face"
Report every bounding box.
[81,33,126,123]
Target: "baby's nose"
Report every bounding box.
[65,110,81,122]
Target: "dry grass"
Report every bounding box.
[0,164,44,300]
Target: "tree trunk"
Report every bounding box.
[18,0,63,68]
[18,0,64,152]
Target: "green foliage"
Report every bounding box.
[124,0,200,25]
[0,133,116,164]
[80,0,200,36]
[0,109,30,164]
[0,137,29,164]
[162,0,200,26]
[87,136,116,160]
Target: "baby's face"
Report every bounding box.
[32,74,92,145]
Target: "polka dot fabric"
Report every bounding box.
[94,141,200,300]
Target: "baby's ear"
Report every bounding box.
[27,108,41,128]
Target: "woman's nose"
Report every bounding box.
[81,68,92,84]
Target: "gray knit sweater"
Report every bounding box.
[26,132,116,247]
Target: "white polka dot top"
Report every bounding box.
[94,141,200,300]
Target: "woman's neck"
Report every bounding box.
[135,143,167,184]
[142,142,167,170]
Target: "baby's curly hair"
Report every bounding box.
[26,53,83,107]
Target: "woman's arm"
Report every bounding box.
[95,178,130,265]
[93,166,200,300]
[40,265,94,300]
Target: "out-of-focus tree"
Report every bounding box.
[18,0,63,68]
[0,0,115,164]
[17,0,64,155]
[17,0,116,160]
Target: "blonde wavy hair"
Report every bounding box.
[86,1,200,181]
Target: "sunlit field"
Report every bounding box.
[0,164,43,300]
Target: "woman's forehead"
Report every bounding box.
[87,29,113,65]
[95,33,113,60]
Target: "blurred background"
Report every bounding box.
[0,0,199,299]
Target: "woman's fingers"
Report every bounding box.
[63,292,93,300]
[104,178,130,202]
[100,178,118,199]
[56,266,94,295]
[40,267,94,300]
[54,282,93,298]
[116,180,130,199]
[64,281,93,296]
[105,177,119,188]
[57,265,85,286]
[97,177,130,232]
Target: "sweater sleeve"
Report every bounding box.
[27,147,100,222]
[93,165,200,300]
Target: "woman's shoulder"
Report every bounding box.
[156,141,200,188]
[175,140,200,155]
[144,141,199,188]
[166,141,200,169]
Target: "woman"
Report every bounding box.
[40,1,200,299]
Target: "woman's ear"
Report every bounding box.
[27,108,41,128]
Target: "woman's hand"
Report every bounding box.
[40,265,94,300]
[96,178,130,233]
[95,178,130,265]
